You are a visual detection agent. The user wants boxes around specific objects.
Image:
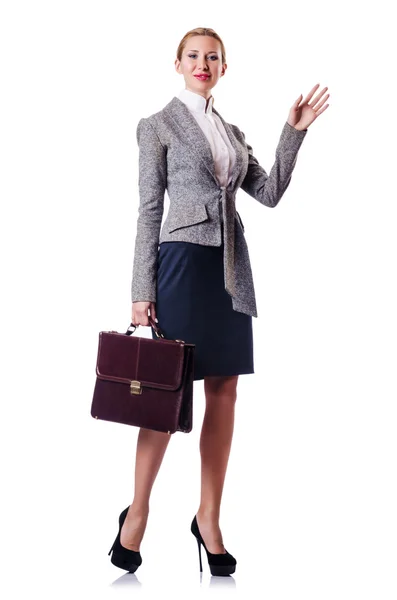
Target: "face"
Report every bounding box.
[175,35,227,99]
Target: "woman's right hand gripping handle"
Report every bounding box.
[131,301,157,327]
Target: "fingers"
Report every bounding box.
[148,301,156,321]
[302,83,321,104]
[305,83,330,107]
[131,301,152,326]
[311,92,330,112]
[314,103,330,117]
[295,93,303,106]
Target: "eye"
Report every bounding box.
[188,54,218,60]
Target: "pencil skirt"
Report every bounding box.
[151,232,255,381]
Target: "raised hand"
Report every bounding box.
[288,83,330,131]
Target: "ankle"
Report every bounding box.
[197,507,220,521]
[128,503,149,517]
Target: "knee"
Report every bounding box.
[204,375,238,402]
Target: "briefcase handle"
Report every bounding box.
[126,316,166,339]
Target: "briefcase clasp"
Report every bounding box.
[130,380,142,395]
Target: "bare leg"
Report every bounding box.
[196,375,238,554]
[120,428,171,551]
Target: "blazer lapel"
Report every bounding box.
[165,96,244,189]
[211,105,244,189]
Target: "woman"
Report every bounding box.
[108,27,330,576]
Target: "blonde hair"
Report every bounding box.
[176,27,226,64]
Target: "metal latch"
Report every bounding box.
[130,380,142,395]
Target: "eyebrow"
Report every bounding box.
[187,49,219,53]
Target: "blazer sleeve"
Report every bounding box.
[131,117,167,303]
[240,121,307,207]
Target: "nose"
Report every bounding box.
[198,57,209,71]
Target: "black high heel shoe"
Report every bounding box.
[108,506,143,573]
[191,515,237,576]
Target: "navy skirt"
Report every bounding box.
[151,230,254,381]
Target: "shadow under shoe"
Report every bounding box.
[108,506,143,573]
[191,515,237,576]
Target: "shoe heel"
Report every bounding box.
[108,507,143,573]
[191,514,237,576]
[108,539,116,556]
[196,538,203,573]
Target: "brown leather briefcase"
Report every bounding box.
[91,317,195,434]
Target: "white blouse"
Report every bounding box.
[178,88,237,222]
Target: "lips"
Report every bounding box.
[194,74,210,80]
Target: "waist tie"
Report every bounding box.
[219,186,236,298]
[218,186,258,318]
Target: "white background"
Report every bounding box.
[1,0,396,598]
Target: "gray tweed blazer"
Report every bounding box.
[131,95,307,318]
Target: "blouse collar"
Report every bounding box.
[178,88,214,115]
